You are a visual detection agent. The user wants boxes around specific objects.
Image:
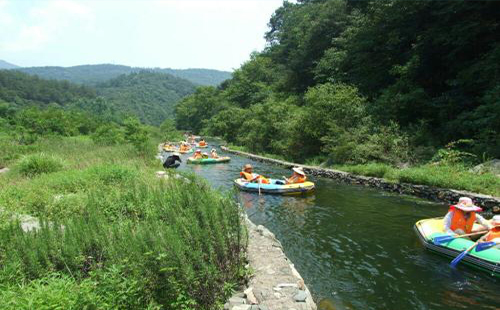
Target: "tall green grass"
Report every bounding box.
[334,163,500,196]
[0,136,246,309]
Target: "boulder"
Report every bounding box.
[470,159,500,176]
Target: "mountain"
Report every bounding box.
[0,69,96,109]
[95,71,196,125]
[0,69,196,125]
[16,64,231,86]
[0,60,19,69]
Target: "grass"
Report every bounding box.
[334,163,500,197]
[0,136,246,309]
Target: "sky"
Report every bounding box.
[0,0,286,71]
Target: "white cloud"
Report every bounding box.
[0,0,95,52]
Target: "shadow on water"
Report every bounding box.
[169,142,500,310]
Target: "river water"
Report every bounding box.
[167,143,500,310]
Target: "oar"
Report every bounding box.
[450,240,480,267]
[433,230,488,244]
[476,241,498,252]
[258,177,261,196]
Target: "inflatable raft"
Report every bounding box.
[187,157,230,164]
[234,178,315,195]
[162,147,178,152]
[197,144,208,148]
[414,217,500,276]
[178,149,194,154]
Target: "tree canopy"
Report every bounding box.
[175,0,500,163]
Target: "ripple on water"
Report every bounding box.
[177,144,500,310]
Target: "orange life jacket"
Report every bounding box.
[484,227,500,242]
[288,175,306,184]
[240,171,270,184]
[449,207,476,234]
[199,141,206,146]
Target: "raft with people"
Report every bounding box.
[414,198,500,276]
[234,178,315,194]
[235,165,315,195]
[415,217,500,276]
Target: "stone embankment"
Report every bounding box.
[221,146,500,210]
[224,215,316,310]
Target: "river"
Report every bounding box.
[165,143,500,310]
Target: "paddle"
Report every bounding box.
[258,177,261,196]
[450,240,481,267]
[476,241,498,252]
[433,230,488,244]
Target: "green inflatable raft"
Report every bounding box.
[187,157,230,164]
[414,217,500,276]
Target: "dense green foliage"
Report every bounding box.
[0,68,197,126]
[17,64,232,86]
[0,137,245,309]
[176,0,500,167]
[0,70,96,109]
[96,71,196,125]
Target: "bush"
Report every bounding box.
[16,153,65,177]
[91,124,125,145]
[0,275,104,310]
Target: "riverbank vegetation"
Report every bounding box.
[0,135,246,309]
[175,0,499,195]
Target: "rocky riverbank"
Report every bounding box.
[220,146,500,211]
[224,215,317,310]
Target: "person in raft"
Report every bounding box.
[285,167,307,184]
[443,197,493,236]
[210,148,219,158]
[240,164,269,184]
[199,139,207,147]
[193,149,203,159]
[483,215,500,244]
[179,142,190,152]
[163,152,182,169]
[202,152,209,159]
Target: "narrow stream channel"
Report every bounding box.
[166,143,500,310]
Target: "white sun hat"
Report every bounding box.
[292,167,305,176]
[491,215,500,226]
[455,197,482,212]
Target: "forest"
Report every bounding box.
[0,69,197,127]
[17,64,232,86]
[176,0,499,167]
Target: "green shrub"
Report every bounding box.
[16,153,65,177]
[0,275,104,310]
[0,176,245,309]
[91,124,125,145]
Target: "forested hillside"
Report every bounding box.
[176,0,500,164]
[17,64,231,86]
[0,70,96,109]
[96,71,196,125]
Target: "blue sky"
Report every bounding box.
[0,0,285,71]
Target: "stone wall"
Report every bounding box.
[224,215,317,310]
[220,146,500,210]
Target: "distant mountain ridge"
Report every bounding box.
[16,64,231,86]
[0,60,19,69]
[0,69,196,125]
